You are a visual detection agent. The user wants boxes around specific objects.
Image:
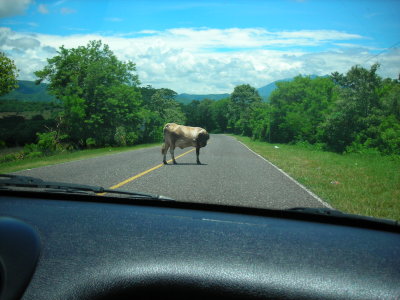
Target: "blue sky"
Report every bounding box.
[1,0,399,93]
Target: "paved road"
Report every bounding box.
[15,134,329,209]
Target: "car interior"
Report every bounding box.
[1,176,399,300]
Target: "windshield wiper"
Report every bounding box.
[0,174,174,201]
[287,207,399,227]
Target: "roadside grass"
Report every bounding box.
[234,135,400,221]
[0,143,160,174]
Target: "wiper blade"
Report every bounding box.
[0,174,104,193]
[100,188,174,201]
[287,207,399,227]
[0,174,174,201]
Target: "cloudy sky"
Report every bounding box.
[1,0,399,94]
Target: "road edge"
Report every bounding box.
[236,139,333,209]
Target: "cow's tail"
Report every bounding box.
[161,143,166,155]
[161,123,171,154]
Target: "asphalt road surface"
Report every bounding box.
[15,134,330,209]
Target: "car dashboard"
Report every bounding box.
[1,190,399,300]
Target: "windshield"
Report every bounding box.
[0,0,399,221]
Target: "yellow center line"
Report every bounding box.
[98,147,196,195]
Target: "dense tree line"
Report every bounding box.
[0,42,399,158]
[184,64,399,155]
[0,115,56,147]
[0,99,62,113]
[32,40,186,150]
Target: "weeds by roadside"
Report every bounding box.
[235,135,400,221]
[0,143,160,174]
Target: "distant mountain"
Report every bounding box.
[257,78,293,101]
[258,75,325,100]
[3,76,324,105]
[174,79,289,104]
[175,77,308,104]
[0,80,57,102]
[175,93,230,105]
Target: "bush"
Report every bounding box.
[37,132,59,154]
[377,115,400,155]
[114,127,138,146]
[345,142,380,155]
[295,141,326,151]
[0,152,20,163]
[126,131,138,145]
[25,151,43,159]
[86,137,96,148]
[114,127,127,146]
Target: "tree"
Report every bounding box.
[269,76,336,143]
[229,84,262,135]
[35,40,143,147]
[249,102,271,141]
[0,52,18,96]
[138,86,186,142]
[211,98,230,133]
[148,88,178,118]
[144,87,186,124]
[322,64,384,152]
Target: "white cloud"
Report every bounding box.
[60,7,76,15]
[53,0,67,6]
[0,0,32,18]
[105,17,123,22]
[38,4,49,14]
[7,37,40,49]
[1,27,399,94]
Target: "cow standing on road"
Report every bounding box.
[162,123,210,165]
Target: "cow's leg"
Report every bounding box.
[162,143,169,164]
[196,146,201,165]
[170,145,177,164]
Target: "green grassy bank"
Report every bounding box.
[234,135,400,221]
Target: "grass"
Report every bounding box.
[234,135,400,221]
[0,143,160,174]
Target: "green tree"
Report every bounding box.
[146,88,186,124]
[322,64,384,152]
[229,84,262,135]
[269,76,336,143]
[211,98,230,133]
[0,52,18,96]
[35,40,142,147]
[138,86,186,141]
[249,102,271,141]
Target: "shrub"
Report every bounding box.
[86,137,96,148]
[126,131,138,145]
[25,151,43,159]
[0,152,19,163]
[114,126,127,146]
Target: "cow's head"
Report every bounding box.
[197,131,210,148]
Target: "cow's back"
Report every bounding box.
[163,123,206,149]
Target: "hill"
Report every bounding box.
[175,79,291,104]
[175,93,230,104]
[0,80,57,102]
[2,76,324,104]
[257,78,293,100]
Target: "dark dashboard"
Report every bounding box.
[1,190,399,300]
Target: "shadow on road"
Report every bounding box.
[165,163,208,166]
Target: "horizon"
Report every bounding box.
[12,74,325,97]
[1,0,399,94]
